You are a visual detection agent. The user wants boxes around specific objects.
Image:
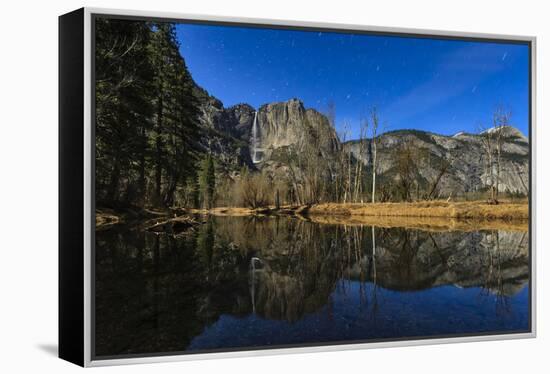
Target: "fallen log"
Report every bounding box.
[143,215,203,235]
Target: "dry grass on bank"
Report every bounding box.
[96,200,529,232]
[307,200,528,221]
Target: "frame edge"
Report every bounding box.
[81,7,537,367]
[59,7,85,367]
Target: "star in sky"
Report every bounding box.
[176,23,530,138]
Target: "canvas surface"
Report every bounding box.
[92,14,532,359]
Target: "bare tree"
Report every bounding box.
[395,142,422,202]
[339,121,353,204]
[322,100,340,202]
[346,127,353,204]
[353,117,369,203]
[370,108,380,204]
[479,123,496,203]
[301,126,325,204]
[493,107,512,200]
[240,173,270,208]
[285,148,303,205]
[427,157,451,200]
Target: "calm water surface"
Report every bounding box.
[95,216,529,357]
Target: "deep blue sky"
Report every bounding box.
[175,23,529,139]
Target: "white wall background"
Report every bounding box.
[0,0,547,372]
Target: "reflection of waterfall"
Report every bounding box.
[250,257,262,313]
[251,111,263,163]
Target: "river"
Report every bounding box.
[94,215,530,357]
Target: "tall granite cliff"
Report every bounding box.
[192,81,529,196]
[345,126,529,195]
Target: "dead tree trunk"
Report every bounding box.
[370,108,379,204]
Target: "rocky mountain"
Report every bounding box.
[254,99,340,160]
[194,92,340,171]
[192,80,529,197]
[345,126,529,196]
[192,87,256,171]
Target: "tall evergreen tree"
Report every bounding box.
[198,155,216,209]
[148,22,202,206]
[95,18,155,206]
[95,19,202,209]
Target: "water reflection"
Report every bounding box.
[95,216,529,357]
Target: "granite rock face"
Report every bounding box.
[193,80,528,195]
[345,127,529,195]
[194,87,256,170]
[253,98,340,162]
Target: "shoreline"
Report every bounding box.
[305,201,528,221]
[189,200,529,221]
[96,200,528,232]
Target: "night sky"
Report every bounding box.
[175,23,530,139]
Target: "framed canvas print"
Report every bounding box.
[59,7,536,367]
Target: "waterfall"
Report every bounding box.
[252,111,260,163]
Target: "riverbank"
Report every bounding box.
[96,200,529,232]
[306,200,528,221]
[188,200,528,221]
[200,201,529,232]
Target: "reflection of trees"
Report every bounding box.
[478,230,527,317]
[95,218,529,356]
[95,224,251,356]
[97,230,187,355]
[368,225,379,320]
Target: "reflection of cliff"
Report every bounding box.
[347,228,529,296]
[95,216,529,356]
[212,216,529,299]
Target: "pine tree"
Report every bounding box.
[95,18,155,206]
[198,155,216,209]
[95,19,203,209]
[149,22,202,206]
